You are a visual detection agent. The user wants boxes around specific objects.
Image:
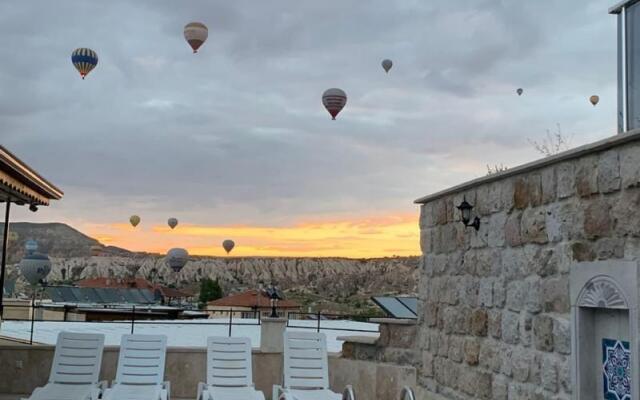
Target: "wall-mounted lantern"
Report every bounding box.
[611,0,640,132]
[456,197,480,231]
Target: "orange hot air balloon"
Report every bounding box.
[322,88,347,120]
[184,22,208,53]
[590,95,599,106]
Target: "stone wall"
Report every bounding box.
[416,131,640,399]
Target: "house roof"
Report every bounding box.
[208,289,300,309]
[0,145,63,206]
[76,277,192,299]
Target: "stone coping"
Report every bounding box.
[369,318,417,325]
[337,335,378,345]
[414,128,640,204]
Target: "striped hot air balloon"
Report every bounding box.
[71,48,98,79]
[322,88,347,120]
[184,22,208,53]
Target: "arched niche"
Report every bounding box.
[571,261,639,400]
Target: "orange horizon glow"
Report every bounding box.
[80,212,420,258]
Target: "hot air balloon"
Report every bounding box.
[590,95,600,106]
[166,248,189,273]
[184,22,208,53]
[19,253,51,286]
[222,239,235,254]
[130,215,141,227]
[517,88,523,96]
[168,218,178,229]
[71,48,98,79]
[25,239,38,255]
[322,88,347,120]
[381,59,393,73]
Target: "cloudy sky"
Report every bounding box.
[2,0,619,257]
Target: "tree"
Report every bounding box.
[528,123,572,157]
[199,278,222,308]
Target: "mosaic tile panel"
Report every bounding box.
[602,338,631,400]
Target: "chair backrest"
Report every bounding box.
[49,332,105,384]
[115,334,167,385]
[283,331,329,390]
[207,336,253,387]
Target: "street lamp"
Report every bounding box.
[269,285,280,318]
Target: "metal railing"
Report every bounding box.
[0,303,262,344]
[0,303,384,345]
[286,311,380,333]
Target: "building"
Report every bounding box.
[206,289,301,319]
[0,145,63,321]
[76,277,193,305]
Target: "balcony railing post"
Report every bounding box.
[317,311,321,333]
[29,296,36,345]
[131,305,135,334]
[228,308,233,337]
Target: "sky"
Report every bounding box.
[1,0,620,257]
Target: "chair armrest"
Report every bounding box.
[163,381,171,400]
[272,384,283,400]
[197,382,206,400]
[343,384,356,400]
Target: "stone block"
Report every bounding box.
[519,312,533,347]
[525,277,542,313]
[556,161,575,199]
[571,241,596,262]
[463,337,480,365]
[533,314,554,352]
[528,173,543,207]
[598,149,621,193]
[479,339,502,373]
[595,237,624,259]
[514,177,529,209]
[542,276,569,313]
[612,188,640,237]
[458,275,479,307]
[488,211,507,247]
[493,277,506,308]
[502,247,527,281]
[541,166,556,204]
[420,203,435,228]
[493,375,509,400]
[459,369,492,399]
[502,310,520,345]
[541,355,558,393]
[620,143,640,188]
[422,351,434,377]
[469,308,488,336]
[575,155,599,197]
[488,309,502,339]
[511,349,532,382]
[520,207,548,244]
[506,280,526,311]
[475,248,501,277]
[478,278,493,307]
[487,182,503,213]
[501,178,515,212]
[552,317,571,355]
[424,302,438,327]
[434,199,449,225]
[447,335,464,363]
[505,211,523,247]
[584,198,612,239]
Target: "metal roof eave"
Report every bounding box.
[610,0,640,14]
[0,146,63,205]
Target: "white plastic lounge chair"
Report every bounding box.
[24,332,106,400]
[102,334,169,400]
[273,332,355,400]
[197,336,265,400]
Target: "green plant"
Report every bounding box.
[198,278,222,309]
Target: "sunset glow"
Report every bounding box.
[81,213,420,258]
